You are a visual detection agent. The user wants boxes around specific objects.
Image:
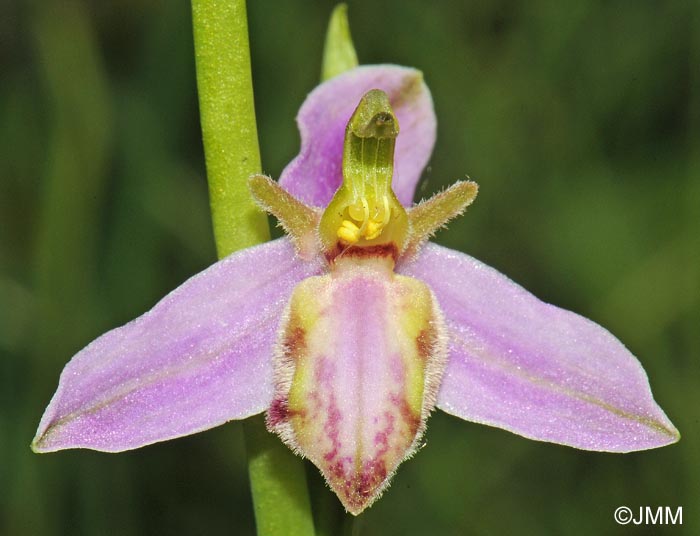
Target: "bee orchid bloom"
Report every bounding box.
[33,65,679,515]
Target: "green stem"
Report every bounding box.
[192,0,270,256]
[245,416,317,536]
[191,1,315,534]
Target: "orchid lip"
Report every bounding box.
[266,254,447,514]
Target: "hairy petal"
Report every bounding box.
[279,65,435,208]
[404,180,478,259]
[249,174,322,260]
[267,256,446,515]
[399,243,679,452]
[33,239,322,453]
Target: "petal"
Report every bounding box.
[279,65,435,208]
[33,238,322,453]
[399,243,679,452]
[267,257,447,514]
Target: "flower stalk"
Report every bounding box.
[191,0,270,256]
[191,0,314,534]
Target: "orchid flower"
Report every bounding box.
[32,65,679,515]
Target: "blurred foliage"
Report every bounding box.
[1,0,698,534]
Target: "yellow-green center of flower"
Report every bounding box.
[319,90,408,254]
[337,193,391,243]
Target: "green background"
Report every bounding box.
[1,1,697,534]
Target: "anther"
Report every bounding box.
[337,220,361,244]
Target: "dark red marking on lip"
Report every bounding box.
[373,410,396,457]
[329,459,347,480]
[389,393,421,437]
[322,409,405,513]
[400,400,421,437]
[282,324,306,361]
[325,242,399,264]
[300,357,344,464]
[267,397,290,427]
[266,397,306,428]
[322,391,342,462]
[333,457,389,512]
[267,319,308,430]
[357,458,388,499]
[416,325,438,362]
